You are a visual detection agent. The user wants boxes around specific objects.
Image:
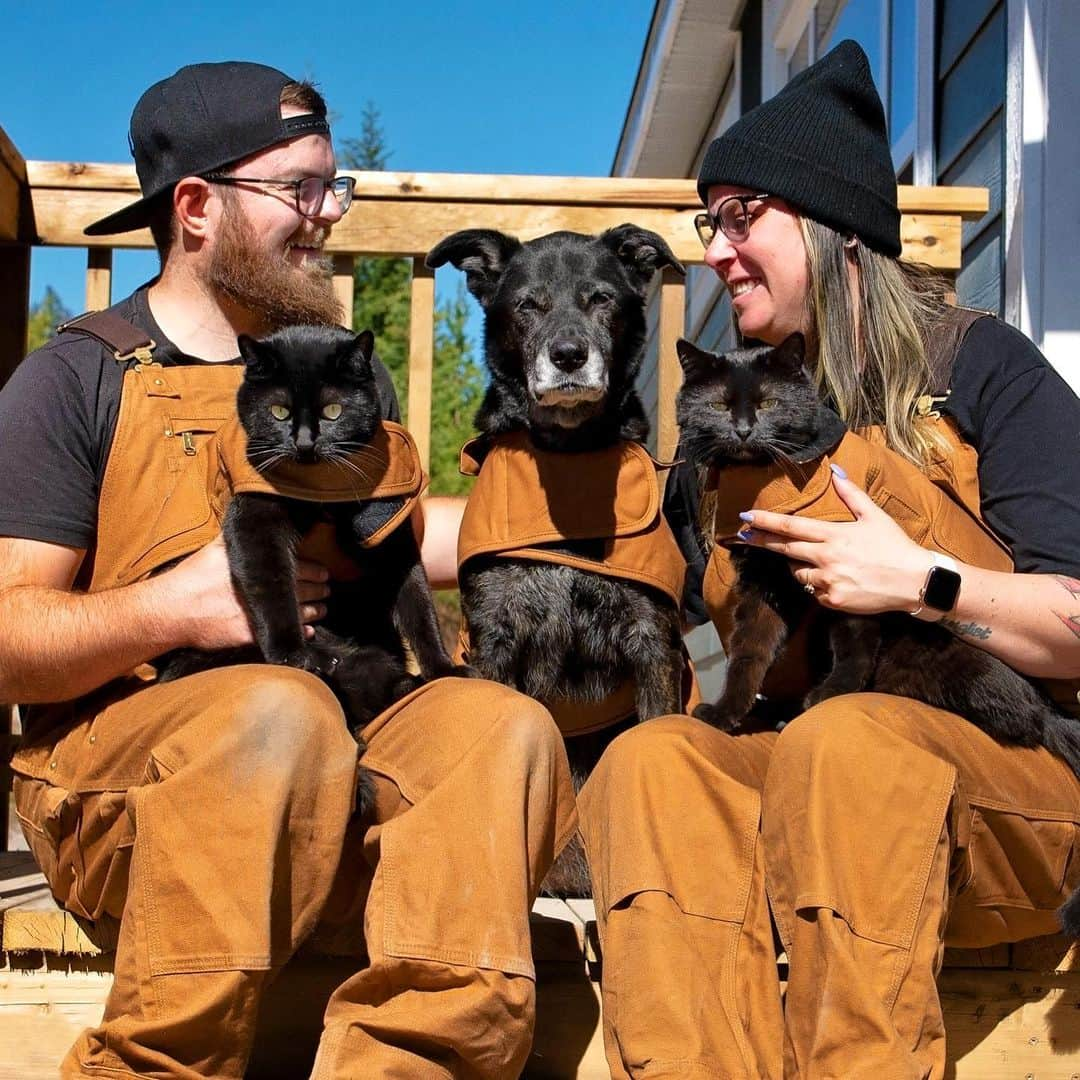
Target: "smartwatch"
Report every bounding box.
[910,553,961,618]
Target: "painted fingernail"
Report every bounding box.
[829,464,847,479]
[737,529,754,542]
[739,511,754,523]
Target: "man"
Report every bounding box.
[0,61,576,1079]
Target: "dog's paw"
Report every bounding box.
[447,663,481,680]
[355,760,377,821]
[692,701,744,731]
[428,661,481,681]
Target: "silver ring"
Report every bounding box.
[803,582,815,597]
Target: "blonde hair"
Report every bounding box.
[799,216,952,465]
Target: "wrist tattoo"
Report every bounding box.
[1053,610,1080,641]
[940,616,992,641]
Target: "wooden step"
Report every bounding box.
[4,853,1080,1078]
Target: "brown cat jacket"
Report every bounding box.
[701,414,1080,716]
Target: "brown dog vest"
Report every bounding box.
[457,432,691,734]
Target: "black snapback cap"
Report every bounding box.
[84,61,330,237]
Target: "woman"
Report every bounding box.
[578,40,1080,1079]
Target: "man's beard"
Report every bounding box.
[208,201,344,332]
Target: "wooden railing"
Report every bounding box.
[0,122,989,464]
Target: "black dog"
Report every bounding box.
[427,225,687,894]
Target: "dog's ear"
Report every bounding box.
[600,224,686,293]
[425,230,522,308]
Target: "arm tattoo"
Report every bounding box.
[1053,575,1080,598]
[1051,578,1080,639]
[940,616,992,641]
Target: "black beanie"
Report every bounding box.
[697,40,901,257]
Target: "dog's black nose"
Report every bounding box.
[549,338,589,373]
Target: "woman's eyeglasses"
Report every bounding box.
[203,174,356,218]
[693,193,771,248]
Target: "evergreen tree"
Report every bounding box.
[431,282,485,496]
[341,104,485,495]
[26,287,72,353]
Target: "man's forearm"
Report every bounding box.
[414,496,466,590]
[0,577,186,704]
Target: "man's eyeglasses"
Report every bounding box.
[203,174,356,218]
[693,193,772,248]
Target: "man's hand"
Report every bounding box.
[159,534,332,650]
[0,533,331,704]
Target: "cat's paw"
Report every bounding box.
[692,701,744,731]
[274,647,327,675]
[803,683,841,710]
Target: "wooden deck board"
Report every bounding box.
[5,852,1080,1078]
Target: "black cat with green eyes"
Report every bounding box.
[158,325,473,759]
[675,333,1080,768]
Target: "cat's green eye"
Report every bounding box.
[711,399,729,411]
[270,404,291,421]
[758,398,778,410]
[322,403,343,421]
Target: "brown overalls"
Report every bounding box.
[578,316,1080,1079]
[11,319,577,1080]
[456,431,693,734]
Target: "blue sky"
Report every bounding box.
[4,1,655,318]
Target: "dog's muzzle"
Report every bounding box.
[530,340,608,406]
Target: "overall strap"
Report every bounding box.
[57,310,156,363]
[925,307,989,395]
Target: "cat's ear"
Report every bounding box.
[353,329,375,363]
[425,230,522,308]
[237,334,277,379]
[675,338,718,380]
[772,332,807,373]
[600,224,686,294]
[336,329,376,379]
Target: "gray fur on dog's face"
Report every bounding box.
[494,237,627,425]
[427,225,685,439]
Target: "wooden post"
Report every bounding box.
[85,248,113,312]
[407,259,435,475]
[656,266,686,466]
[0,245,30,389]
[0,125,29,389]
[332,254,355,329]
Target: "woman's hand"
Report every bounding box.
[736,465,935,614]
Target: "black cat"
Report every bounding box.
[159,325,473,773]
[674,334,1080,855]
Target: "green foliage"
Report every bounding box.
[26,287,72,353]
[341,103,486,495]
[431,282,485,495]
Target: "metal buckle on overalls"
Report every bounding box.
[915,391,950,420]
[114,341,157,364]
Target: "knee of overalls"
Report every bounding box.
[163,665,358,790]
[761,692,955,845]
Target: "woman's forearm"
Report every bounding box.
[930,565,1080,679]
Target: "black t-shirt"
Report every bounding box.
[0,286,401,550]
[666,315,1080,625]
